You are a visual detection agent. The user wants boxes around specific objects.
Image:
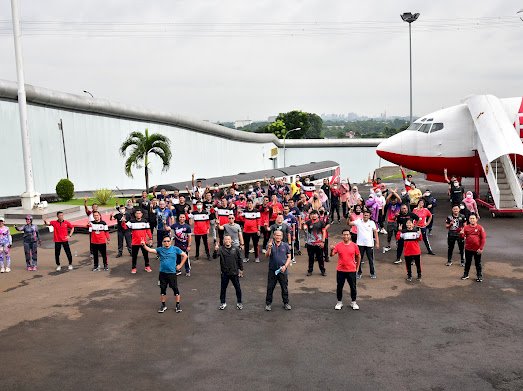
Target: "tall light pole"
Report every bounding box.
[283,127,301,167]
[11,0,40,209]
[83,90,94,98]
[401,12,420,125]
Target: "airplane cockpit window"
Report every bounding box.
[418,123,432,133]
[407,122,422,131]
[430,123,444,132]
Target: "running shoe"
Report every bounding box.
[291,258,296,264]
[5,267,10,273]
[219,303,227,310]
[461,274,469,280]
[158,305,167,313]
[243,258,249,263]
[144,266,152,273]
[249,249,254,253]
[383,246,391,254]
[356,273,362,279]
[92,267,100,272]
[103,266,109,271]
[417,275,422,281]
[131,268,137,274]
[428,251,436,255]
[370,274,377,279]
[185,272,191,277]
[265,304,272,311]
[68,265,73,270]
[334,302,343,310]
[283,303,292,310]
[255,258,260,263]
[262,249,267,254]
[27,266,32,271]
[55,266,62,272]
[460,261,465,267]
[350,301,359,310]
[236,303,243,310]
[176,270,182,276]
[446,261,452,266]
[406,276,412,282]
[381,228,388,235]
[476,277,483,282]
[116,253,123,258]
[306,271,312,276]
[33,266,38,271]
[175,304,182,313]
[321,271,327,277]
[394,259,402,264]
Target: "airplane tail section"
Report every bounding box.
[465,95,523,211]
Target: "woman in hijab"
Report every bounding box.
[318,189,330,212]
[365,194,380,224]
[462,191,479,218]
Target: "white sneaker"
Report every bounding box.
[350,301,360,310]
[382,229,387,234]
[262,249,267,254]
[0,267,4,273]
[254,258,260,263]
[5,267,11,273]
[249,249,254,253]
[291,258,296,264]
[243,258,249,263]
[56,265,62,271]
[334,301,343,310]
[383,246,391,253]
[68,265,74,270]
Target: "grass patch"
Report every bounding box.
[54,197,128,206]
[383,171,418,180]
[9,226,21,236]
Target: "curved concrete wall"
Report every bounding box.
[0,79,384,197]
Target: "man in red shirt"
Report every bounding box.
[122,209,153,274]
[259,196,273,253]
[190,200,211,260]
[242,199,261,263]
[330,229,361,310]
[88,211,111,271]
[461,214,486,282]
[216,198,234,245]
[44,211,75,271]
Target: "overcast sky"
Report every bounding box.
[0,0,522,122]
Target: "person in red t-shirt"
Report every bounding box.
[44,211,75,271]
[461,214,486,282]
[412,199,435,255]
[396,219,422,281]
[330,229,361,310]
[242,199,261,262]
[190,200,211,260]
[88,211,111,271]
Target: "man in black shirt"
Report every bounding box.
[445,205,466,266]
[214,235,244,310]
[111,205,132,257]
[174,195,192,220]
[394,204,420,264]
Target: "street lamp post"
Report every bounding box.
[11,0,40,210]
[283,127,301,167]
[401,12,420,125]
[83,90,94,98]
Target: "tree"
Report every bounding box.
[120,128,172,191]
[267,119,287,138]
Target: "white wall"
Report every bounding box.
[0,99,275,196]
[281,146,383,183]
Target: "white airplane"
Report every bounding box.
[376,95,523,213]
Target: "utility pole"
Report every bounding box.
[11,0,40,209]
[58,119,69,179]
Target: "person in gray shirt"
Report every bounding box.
[217,214,244,250]
[269,214,291,244]
[15,215,41,271]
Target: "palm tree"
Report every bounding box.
[120,128,172,191]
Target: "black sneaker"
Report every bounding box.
[103,266,109,271]
[324,258,330,263]
[92,266,100,272]
[158,305,167,313]
[116,254,122,258]
[175,304,182,313]
[460,261,465,267]
[428,251,436,255]
[321,272,327,277]
[297,250,302,256]
[461,275,469,280]
[406,276,412,282]
[446,261,452,266]
[306,271,312,276]
[283,303,292,310]
[176,270,182,276]
[476,277,483,282]
[416,275,422,281]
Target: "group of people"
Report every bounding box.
[1,168,487,313]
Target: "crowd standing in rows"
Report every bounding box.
[1,168,487,313]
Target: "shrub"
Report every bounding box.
[93,188,114,205]
[55,179,75,201]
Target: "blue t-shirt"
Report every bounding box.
[156,246,184,273]
[155,207,174,231]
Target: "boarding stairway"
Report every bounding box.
[465,95,523,214]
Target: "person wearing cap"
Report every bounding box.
[44,212,75,271]
[0,217,13,273]
[15,215,41,271]
[110,204,132,258]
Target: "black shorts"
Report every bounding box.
[159,272,179,295]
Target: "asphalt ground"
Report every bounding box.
[1,178,522,391]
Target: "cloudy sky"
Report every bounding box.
[0,0,522,122]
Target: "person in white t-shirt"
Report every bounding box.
[348,210,379,279]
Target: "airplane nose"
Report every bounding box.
[376,134,402,163]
